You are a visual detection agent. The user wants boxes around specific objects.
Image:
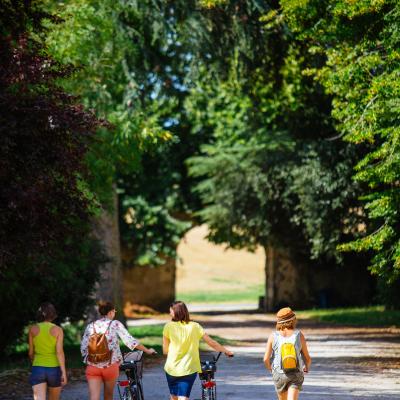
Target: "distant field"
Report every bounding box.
[178,285,263,303]
[176,225,264,304]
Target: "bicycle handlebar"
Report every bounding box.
[203,351,233,365]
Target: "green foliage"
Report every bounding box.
[46,1,205,265]
[0,0,106,351]
[185,3,364,271]
[7,0,398,334]
[120,196,190,266]
[46,0,175,208]
[281,1,400,288]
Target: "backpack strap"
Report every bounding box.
[105,320,114,366]
[105,320,113,334]
[91,320,112,335]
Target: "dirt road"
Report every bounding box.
[8,312,400,399]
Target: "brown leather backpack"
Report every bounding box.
[87,321,113,364]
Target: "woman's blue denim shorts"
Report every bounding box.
[29,366,62,387]
[166,372,197,397]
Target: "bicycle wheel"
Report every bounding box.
[136,379,145,400]
[121,387,133,400]
[201,386,216,400]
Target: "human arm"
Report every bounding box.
[55,327,67,386]
[263,334,273,372]
[28,326,36,362]
[202,333,234,357]
[116,321,156,355]
[80,324,90,361]
[300,331,311,373]
[162,335,170,355]
[135,343,157,355]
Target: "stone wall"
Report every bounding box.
[121,249,176,312]
[265,246,375,311]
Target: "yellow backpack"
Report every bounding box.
[281,342,298,371]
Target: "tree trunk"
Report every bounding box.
[90,187,123,319]
[264,245,276,312]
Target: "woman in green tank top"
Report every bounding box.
[28,303,67,400]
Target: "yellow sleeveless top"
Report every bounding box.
[32,322,60,367]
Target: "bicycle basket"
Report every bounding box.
[120,351,143,379]
[200,360,217,372]
[201,360,217,373]
[124,351,143,363]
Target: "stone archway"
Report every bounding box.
[120,224,376,314]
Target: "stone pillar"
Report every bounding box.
[263,245,311,312]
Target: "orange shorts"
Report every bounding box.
[86,363,119,382]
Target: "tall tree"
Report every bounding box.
[0,0,104,351]
[47,1,206,271]
[186,1,366,309]
[281,0,400,307]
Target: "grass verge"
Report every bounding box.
[298,306,400,327]
[0,323,235,372]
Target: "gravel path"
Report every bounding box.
[55,312,400,399]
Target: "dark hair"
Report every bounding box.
[98,301,115,316]
[36,302,57,322]
[170,301,190,323]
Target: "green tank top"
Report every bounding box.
[32,322,60,367]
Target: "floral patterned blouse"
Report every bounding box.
[80,317,140,367]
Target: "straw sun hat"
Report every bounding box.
[276,307,296,324]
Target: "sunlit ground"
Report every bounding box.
[176,225,264,305]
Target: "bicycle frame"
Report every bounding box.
[199,352,222,400]
[117,351,144,400]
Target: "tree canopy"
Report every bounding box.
[280,0,400,303]
[45,0,399,306]
[0,1,106,351]
[2,0,400,357]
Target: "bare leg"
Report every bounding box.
[88,378,102,400]
[170,396,178,400]
[32,383,47,400]
[287,387,300,400]
[278,391,288,400]
[104,379,117,400]
[177,397,189,400]
[48,387,62,400]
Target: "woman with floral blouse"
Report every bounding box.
[81,301,156,400]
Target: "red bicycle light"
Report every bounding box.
[119,380,129,387]
[202,381,216,389]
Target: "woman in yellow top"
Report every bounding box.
[28,303,67,400]
[163,301,234,400]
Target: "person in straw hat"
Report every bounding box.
[263,307,311,400]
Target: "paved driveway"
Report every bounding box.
[61,312,400,399]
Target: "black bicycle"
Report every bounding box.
[117,351,144,400]
[199,352,229,400]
